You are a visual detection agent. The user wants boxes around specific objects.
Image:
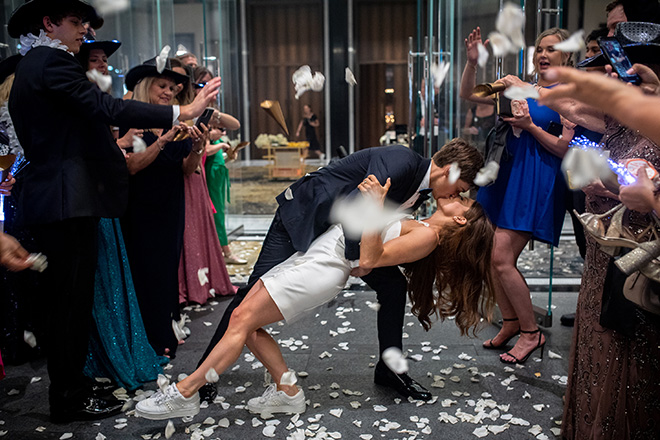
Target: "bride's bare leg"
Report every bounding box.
[246,328,299,396]
[176,280,284,397]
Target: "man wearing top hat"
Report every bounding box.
[6,0,220,423]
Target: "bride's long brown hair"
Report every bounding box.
[403,202,495,336]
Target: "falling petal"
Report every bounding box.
[488,32,513,57]
[197,267,210,286]
[504,85,539,101]
[279,370,297,386]
[431,61,451,89]
[172,319,187,342]
[477,44,489,68]
[448,162,461,184]
[176,44,189,55]
[330,195,407,240]
[474,161,500,187]
[496,3,526,44]
[86,69,112,93]
[345,67,357,85]
[157,374,170,392]
[132,136,147,154]
[553,30,585,52]
[381,347,409,374]
[310,72,326,92]
[92,0,130,14]
[205,368,219,383]
[156,45,171,74]
[165,421,175,439]
[284,187,294,200]
[24,330,37,348]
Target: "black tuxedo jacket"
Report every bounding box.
[275,145,431,259]
[9,46,174,225]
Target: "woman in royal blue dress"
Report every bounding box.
[460,27,575,364]
[76,39,167,389]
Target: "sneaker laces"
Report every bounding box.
[153,384,176,405]
[256,384,277,403]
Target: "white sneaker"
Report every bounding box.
[247,383,306,416]
[136,383,200,420]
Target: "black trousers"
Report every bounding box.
[197,210,407,367]
[30,217,99,408]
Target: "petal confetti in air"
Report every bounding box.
[553,30,585,52]
[157,374,170,392]
[92,0,130,14]
[474,161,500,187]
[448,162,461,184]
[86,69,112,93]
[504,85,539,101]
[431,61,451,89]
[27,253,48,272]
[132,136,147,154]
[205,368,219,383]
[197,267,210,286]
[279,370,297,386]
[381,347,409,374]
[172,319,187,342]
[156,45,171,74]
[477,43,489,68]
[527,46,536,76]
[496,3,526,49]
[345,67,357,86]
[24,330,37,348]
[165,421,175,439]
[488,32,514,57]
[330,195,407,240]
[292,65,326,99]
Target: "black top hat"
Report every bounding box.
[8,0,103,39]
[75,39,121,64]
[578,22,660,68]
[0,55,22,85]
[124,57,190,92]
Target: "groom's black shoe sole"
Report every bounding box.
[50,396,123,424]
[374,361,432,401]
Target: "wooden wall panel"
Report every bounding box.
[355,0,416,150]
[247,0,324,159]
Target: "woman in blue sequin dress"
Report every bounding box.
[461,27,575,364]
[77,40,166,389]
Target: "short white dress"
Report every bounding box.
[262,222,404,322]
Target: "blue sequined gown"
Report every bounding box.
[84,218,167,390]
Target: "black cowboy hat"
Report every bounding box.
[579,22,660,68]
[0,55,22,85]
[75,39,121,64]
[8,0,103,39]
[124,57,190,92]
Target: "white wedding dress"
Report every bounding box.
[261,221,412,322]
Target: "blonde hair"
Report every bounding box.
[0,74,15,104]
[533,28,574,76]
[132,76,176,105]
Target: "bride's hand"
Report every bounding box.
[358,175,391,204]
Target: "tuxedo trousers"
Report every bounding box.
[30,217,99,408]
[197,210,407,367]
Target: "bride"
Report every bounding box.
[136,175,495,419]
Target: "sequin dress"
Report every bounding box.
[561,117,660,440]
[85,218,167,390]
[477,96,565,246]
[178,163,235,305]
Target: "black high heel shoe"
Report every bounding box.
[483,318,520,349]
[499,328,545,364]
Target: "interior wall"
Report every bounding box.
[246,0,324,159]
[355,0,416,149]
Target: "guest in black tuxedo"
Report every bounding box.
[6,0,221,423]
[197,138,484,402]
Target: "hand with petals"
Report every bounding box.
[0,232,31,271]
[465,27,488,67]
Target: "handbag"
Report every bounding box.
[623,271,660,315]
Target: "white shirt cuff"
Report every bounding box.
[172,105,180,124]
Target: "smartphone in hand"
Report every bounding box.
[597,37,641,85]
[195,108,215,129]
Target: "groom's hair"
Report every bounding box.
[431,138,484,186]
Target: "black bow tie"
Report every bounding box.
[410,188,433,211]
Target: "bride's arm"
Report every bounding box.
[356,175,439,270]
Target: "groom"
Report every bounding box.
[199,138,484,402]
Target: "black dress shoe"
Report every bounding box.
[85,378,117,398]
[50,395,123,424]
[374,360,432,401]
[199,382,218,404]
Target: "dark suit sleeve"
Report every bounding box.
[42,50,173,128]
